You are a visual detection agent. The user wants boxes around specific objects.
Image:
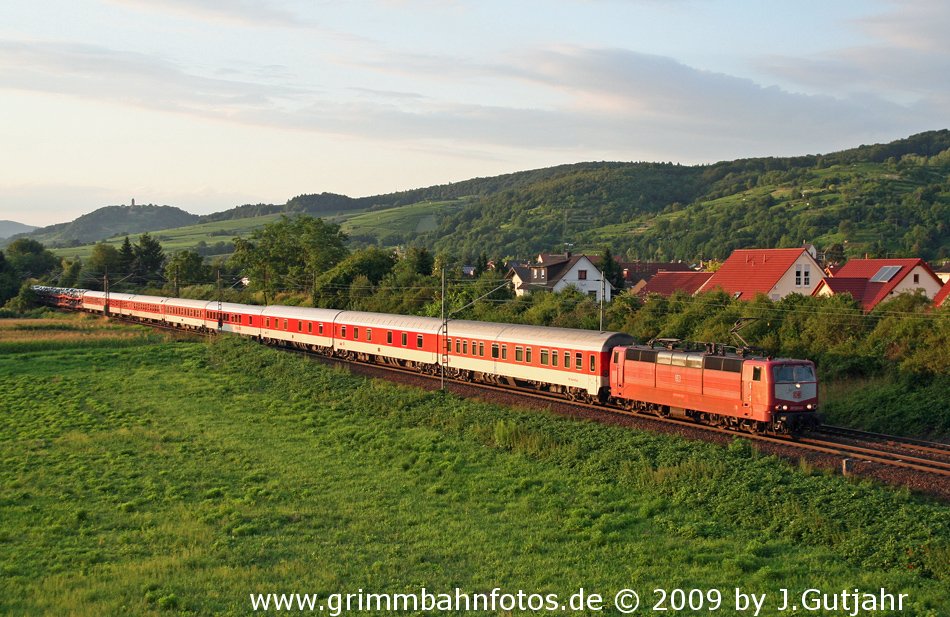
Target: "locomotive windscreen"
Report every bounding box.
[773,365,816,383]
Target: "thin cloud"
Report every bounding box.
[104,0,316,29]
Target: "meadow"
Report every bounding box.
[1,316,948,615]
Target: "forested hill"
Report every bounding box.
[0,220,37,240]
[412,130,950,261]
[200,162,649,222]
[8,205,198,248]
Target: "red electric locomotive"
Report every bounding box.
[609,339,819,434]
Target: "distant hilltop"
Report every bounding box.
[0,220,38,240]
[4,204,199,248]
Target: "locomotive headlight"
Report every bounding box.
[806,404,813,410]
[782,405,789,411]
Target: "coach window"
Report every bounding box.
[526,347,533,363]
[402,333,408,346]
[491,343,499,359]
[298,321,303,332]
[366,328,372,341]
[576,354,583,370]
[387,331,392,344]
[590,355,596,372]
[354,327,359,340]
[319,323,324,335]
[265,318,270,328]
[501,345,507,360]
[341,326,347,338]
[540,349,549,365]
[463,340,468,354]
[753,367,762,381]
[552,350,558,367]
[565,352,572,368]
[417,334,423,348]
[455,339,461,353]
[478,342,484,357]
[283,319,288,330]
[515,346,523,362]
[307,322,312,334]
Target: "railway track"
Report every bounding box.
[96,314,950,488]
[282,345,950,481]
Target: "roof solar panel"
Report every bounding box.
[869,265,901,283]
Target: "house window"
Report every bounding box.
[795,265,802,287]
[540,349,549,365]
[803,265,810,286]
[588,291,597,299]
[578,270,587,280]
[913,273,920,284]
[515,346,523,361]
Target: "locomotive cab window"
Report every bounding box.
[753,367,762,381]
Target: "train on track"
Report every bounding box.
[33,286,821,435]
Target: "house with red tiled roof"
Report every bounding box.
[813,258,943,311]
[932,280,950,308]
[701,248,824,301]
[637,271,713,297]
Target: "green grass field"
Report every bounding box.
[1,316,948,615]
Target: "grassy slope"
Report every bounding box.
[1,319,948,616]
[49,201,466,261]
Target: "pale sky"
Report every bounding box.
[1,0,948,226]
